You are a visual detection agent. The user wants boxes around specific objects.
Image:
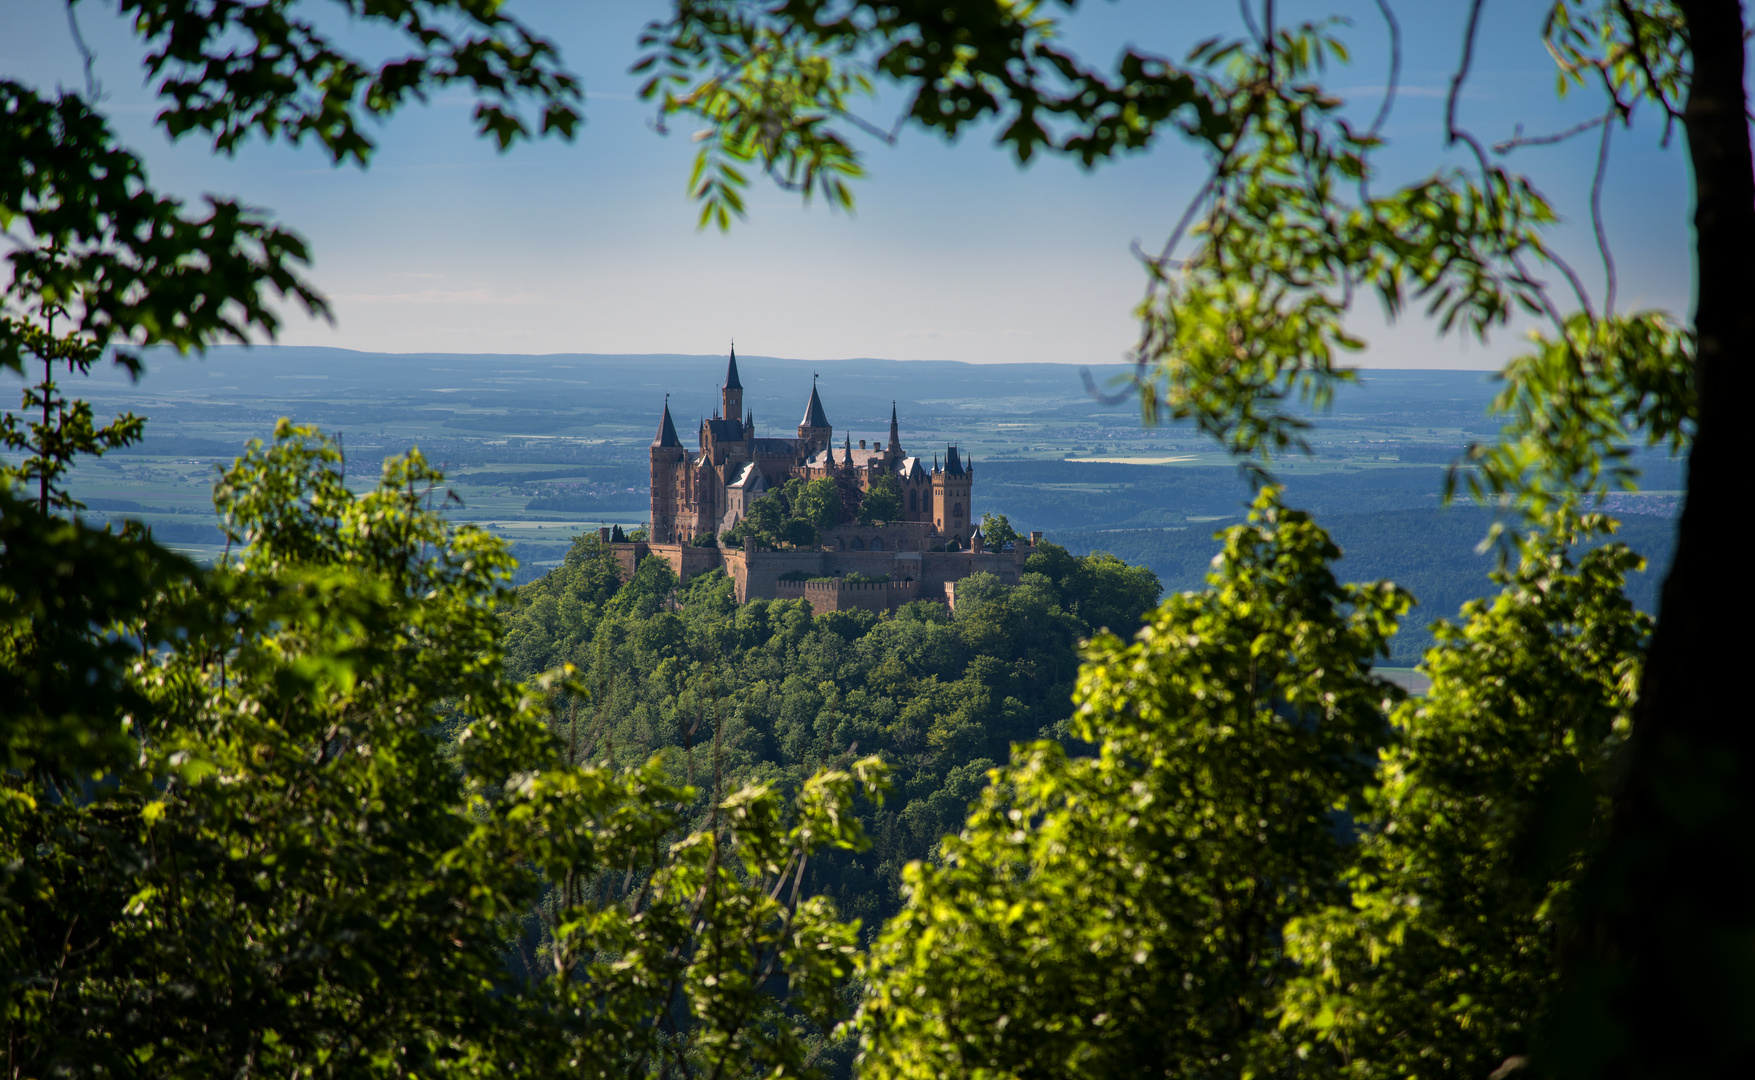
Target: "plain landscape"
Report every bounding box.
[56,344,1682,661]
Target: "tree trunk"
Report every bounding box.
[1559,2,1755,1077]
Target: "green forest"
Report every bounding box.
[501,530,1160,929]
[5,2,1749,1079]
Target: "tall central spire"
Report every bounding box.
[888,400,901,455]
[721,343,744,425]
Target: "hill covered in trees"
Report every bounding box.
[498,535,1162,927]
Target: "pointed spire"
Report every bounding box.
[800,382,830,429]
[889,400,900,446]
[945,444,965,476]
[652,396,681,448]
[724,343,742,390]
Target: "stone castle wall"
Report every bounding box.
[604,540,725,586]
[603,538,1034,613]
[775,577,923,614]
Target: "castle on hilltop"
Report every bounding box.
[603,348,1038,613]
[650,347,973,546]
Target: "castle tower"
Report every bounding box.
[887,400,902,459]
[649,398,686,543]
[722,345,744,424]
[798,376,832,455]
[931,444,972,541]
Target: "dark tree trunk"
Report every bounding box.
[1559,2,1755,1077]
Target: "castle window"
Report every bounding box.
[872,537,884,550]
[908,490,917,512]
[852,537,866,550]
[954,502,962,516]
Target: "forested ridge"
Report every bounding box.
[499,536,1161,928]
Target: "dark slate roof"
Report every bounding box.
[704,417,746,442]
[724,346,742,390]
[653,402,681,447]
[800,384,830,429]
[944,445,967,476]
[752,437,804,456]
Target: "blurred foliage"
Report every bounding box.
[3,4,880,1072]
[859,490,1411,1079]
[3,426,887,1076]
[1279,519,1650,1079]
[858,496,1653,1080]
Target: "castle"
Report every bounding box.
[604,349,1037,613]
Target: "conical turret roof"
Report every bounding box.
[724,345,742,390]
[653,400,681,447]
[800,382,830,429]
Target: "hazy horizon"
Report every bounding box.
[108,343,1502,374]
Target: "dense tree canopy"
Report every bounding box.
[501,532,1163,928]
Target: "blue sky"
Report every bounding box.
[3,1,1692,367]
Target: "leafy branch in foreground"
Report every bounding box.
[123,0,584,161]
[4,422,886,1077]
[0,81,326,374]
[0,313,143,514]
[859,489,1410,1080]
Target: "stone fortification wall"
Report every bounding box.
[605,541,724,585]
[606,537,1040,609]
[775,577,923,614]
[916,549,1026,591]
[605,541,648,582]
[817,523,932,553]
